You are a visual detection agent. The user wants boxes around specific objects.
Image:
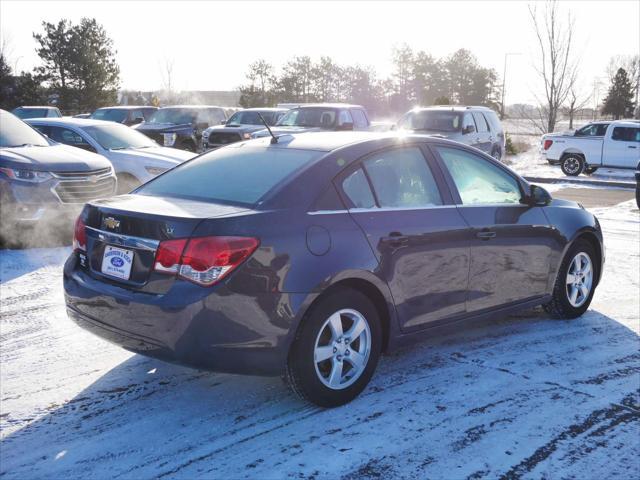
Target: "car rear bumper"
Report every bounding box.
[63,254,308,376]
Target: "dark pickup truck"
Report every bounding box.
[202,108,288,150]
[134,105,227,152]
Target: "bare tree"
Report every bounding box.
[529,0,578,133]
[158,56,176,104]
[563,86,590,129]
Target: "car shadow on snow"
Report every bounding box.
[1,307,639,479]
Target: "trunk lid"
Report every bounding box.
[82,194,251,294]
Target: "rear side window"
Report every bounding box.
[611,127,640,142]
[436,146,521,205]
[472,112,489,132]
[342,168,376,208]
[138,146,323,206]
[351,109,368,128]
[363,147,443,208]
[576,124,609,137]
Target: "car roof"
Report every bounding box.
[239,107,289,112]
[291,103,365,110]
[14,106,58,110]
[25,117,122,128]
[409,106,494,113]
[231,131,459,153]
[159,105,225,110]
[94,105,157,110]
[611,119,640,127]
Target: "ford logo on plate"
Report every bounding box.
[111,257,125,268]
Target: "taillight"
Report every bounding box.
[543,139,553,150]
[153,236,259,286]
[73,216,86,252]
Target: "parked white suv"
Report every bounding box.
[541,120,640,176]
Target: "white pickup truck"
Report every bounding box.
[541,120,640,176]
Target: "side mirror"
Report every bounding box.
[527,184,552,206]
[338,122,354,131]
[131,117,144,125]
[463,125,475,135]
[220,120,226,125]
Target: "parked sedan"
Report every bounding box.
[64,132,604,407]
[27,118,196,193]
[0,110,115,231]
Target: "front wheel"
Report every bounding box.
[560,154,585,176]
[543,239,597,319]
[285,289,382,407]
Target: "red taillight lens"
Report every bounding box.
[73,216,86,252]
[543,139,553,150]
[153,236,259,286]
[154,238,188,273]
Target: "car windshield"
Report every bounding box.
[226,111,279,126]
[0,111,49,147]
[276,108,337,128]
[91,109,128,123]
[138,146,323,206]
[397,110,462,132]
[13,108,49,120]
[82,124,157,150]
[147,108,197,125]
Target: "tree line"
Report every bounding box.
[239,46,499,117]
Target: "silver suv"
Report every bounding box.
[396,106,506,160]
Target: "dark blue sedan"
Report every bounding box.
[64,132,604,407]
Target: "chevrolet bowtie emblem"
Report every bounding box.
[104,217,120,229]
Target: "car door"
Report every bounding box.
[432,145,553,312]
[471,112,492,153]
[337,145,472,331]
[603,126,640,168]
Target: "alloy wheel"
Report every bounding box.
[313,309,371,390]
[566,252,593,308]
[564,157,581,175]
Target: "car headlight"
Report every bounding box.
[243,132,252,139]
[145,166,169,176]
[163,133,177,147]
[0,167,52,183]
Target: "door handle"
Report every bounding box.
[476,230,496,240]
[628,145,637,149]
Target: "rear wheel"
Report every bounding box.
[285,289,382,407]
[543,239,597,319]
[560,154,584,176]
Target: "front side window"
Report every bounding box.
[338,110,354,126]
[363,147,443,208]
[227,111,277,126]
[148,108,197,125]
[13,108,48,120]
[351,109,368,128]
[472,112,489,132]
[611,127,640,142]
[342,168,376,208]
[436,146,522,205]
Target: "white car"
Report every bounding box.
[27,118,196,193]
[541,120,640,176]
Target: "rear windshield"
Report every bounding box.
[91,109,128,123]
[13,108,49,119]
[137,145,323,206]
[397,110,461,132]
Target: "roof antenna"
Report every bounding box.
[257,112,278,144]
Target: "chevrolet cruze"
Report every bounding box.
[64,132,604,407]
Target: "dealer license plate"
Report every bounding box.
[101,245,134,280]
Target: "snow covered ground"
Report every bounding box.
[0,200,639,479]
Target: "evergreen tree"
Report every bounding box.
[601,68,635,119]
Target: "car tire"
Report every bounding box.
[560,154,585,176]
[584,166,599,175]
[116,174,140,195]
[285,288,382,408]
[543,239,598,319]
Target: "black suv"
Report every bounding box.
[134,106,228,152]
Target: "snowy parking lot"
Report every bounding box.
[1,196,639,479]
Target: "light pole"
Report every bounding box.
[500,52,521,119]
